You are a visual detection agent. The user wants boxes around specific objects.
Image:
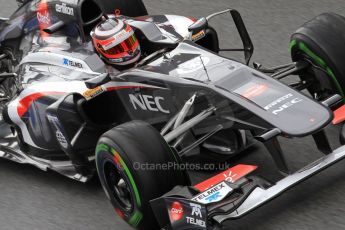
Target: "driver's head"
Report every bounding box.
[91,18,141,66]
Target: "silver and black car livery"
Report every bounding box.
[1,0,345,230]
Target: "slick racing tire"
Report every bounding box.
[96,121,189,230]
[291,13,345,100]
[98,0,148,16]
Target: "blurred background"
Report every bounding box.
[1,0,345,229]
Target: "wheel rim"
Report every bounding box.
[103,161,134,213]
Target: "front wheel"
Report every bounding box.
[291,13,345,101]
[96,121,189,230]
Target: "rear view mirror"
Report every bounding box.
[85,73,111,89]
[188,17,208,34]
[205,9,254,65]
[43,21,65,34]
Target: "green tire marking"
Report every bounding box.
[96,143,109,153]
[96,143,143,226]
[128,211,143,228]
[326,68,344,98]
[289,39,297,51]
[290,39,345,100]
[298,42,327,67]
[95,144,109,173]
[111,148,142,208]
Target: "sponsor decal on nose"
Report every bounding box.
[241,84,268,99]
[170,201,184,222]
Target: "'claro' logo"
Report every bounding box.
[37,11,51,25]
[170,202,184,222]
[129,93,170,114]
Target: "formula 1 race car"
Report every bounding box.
[2,0,345,229]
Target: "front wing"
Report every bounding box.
[151,145,345,229]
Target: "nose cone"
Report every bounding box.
[215,67,332,137]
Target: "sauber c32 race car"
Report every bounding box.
[2,0,345,229]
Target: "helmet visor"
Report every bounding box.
[100,35,138,57]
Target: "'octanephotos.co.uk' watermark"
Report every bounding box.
[129,162,232,172]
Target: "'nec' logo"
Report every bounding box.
[129,93,170,114]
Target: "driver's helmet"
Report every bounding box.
[91,18,141,66]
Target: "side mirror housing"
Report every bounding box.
[85,73,111,89]
[188,17,208,34]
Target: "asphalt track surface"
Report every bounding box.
[1,1,345,230]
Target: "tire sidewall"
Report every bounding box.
[95,121,189,230]
[96,138,150,229]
